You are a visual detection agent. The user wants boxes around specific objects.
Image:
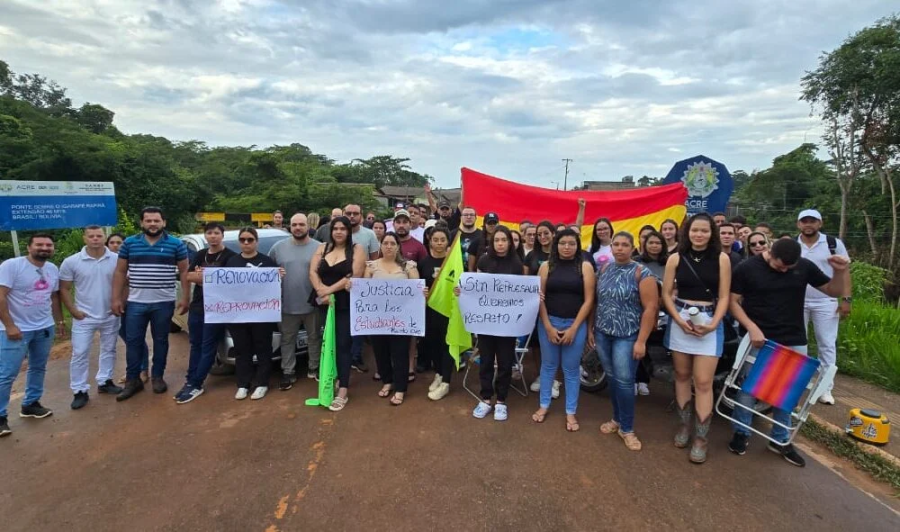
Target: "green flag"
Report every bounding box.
[446,299,472,370]
[427,235,471,369]
[305,296,336,407]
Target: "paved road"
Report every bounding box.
[2,333,899,532]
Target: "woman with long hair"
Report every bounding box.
[592,232,659,450]
[661,219,679,255]
[532,229,595,432]
[524,221,560,397]
[419,227,455,401]
[309,216,366,412]
[588,218,614,266]
[363,232,420,406]
[634,225,656,258]
[662,213,731,463]
[106,233,125,253]
[745,231,769,257]
[372,220,387,243]
[511,229,526,262]
[638,230,668,280]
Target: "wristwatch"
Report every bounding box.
[841,297,852,303]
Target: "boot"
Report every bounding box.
[116,379,145,402]
[690,413,712,464]
[674,400,692,448]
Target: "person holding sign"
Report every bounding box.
[310,216,366,412]
[363,232,422,406]
[418,227,454,401]
[531,229,595,432]
[225,227,284,401]
[591,232,659,451]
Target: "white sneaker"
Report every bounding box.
[551,380,561,399]
[472,401,492,419]
[235,387,249,400]
[429,374,443,393]
[818,391,835,405]
[428,382,450,401]
[530,380,541,392]
[494,403,508,421]
[251,386,268,400]
[638,383,650,396]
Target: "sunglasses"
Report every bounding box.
[239,237,256,243]
[749,241,766,247]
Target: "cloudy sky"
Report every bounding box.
[0,0,893,188]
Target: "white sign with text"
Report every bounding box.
[203,267,282,323]
[350,278,426,337]
[458,273,541,337]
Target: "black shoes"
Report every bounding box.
[151,377,168,394]
[0,416,10,437]
[280,373,297,391]
[728,433,750,456]
[116,379,145,402]
[20,401,53,419]
[768,442,806,467]
[98,379,123,395]
[71,392,89,410]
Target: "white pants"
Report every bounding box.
[70,316,120,393]
[804,298,839,391]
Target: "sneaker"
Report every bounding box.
[71,392,89,410]
[494,403,508,421]
[768,442,806,467]
[98,380,123,395]
[818,392,835,405]
[20,401,53,419]
[351,361,369,373]
[428,374,443,393]
[280,373,296,391]
[151,377,168,394]
[530,380,541,392]
[307,369,319,380]
[0,416,10,437]
[235,387,250,400]
[175,385,204,405]
[637,383,650,396]
[428,383,450,401]
[728,433,750,456]
[551,380,561,399]
[251,386,268,400]
[472,401,492,419]
[116,379,144,402]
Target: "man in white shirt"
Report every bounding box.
[797,209,851,405]
[59,226,124,410]
[0,234,65,437]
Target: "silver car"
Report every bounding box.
[175,229,309,373]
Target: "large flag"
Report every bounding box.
[305,296,336,408]
[461,168,688,247]
[427,234,471,369]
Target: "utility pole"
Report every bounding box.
[561,158,573,191]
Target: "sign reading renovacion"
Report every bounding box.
[0,180,118,231]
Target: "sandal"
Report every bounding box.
[408,372,416,383]
[377,386,393,398]
[566,415,580,432]
[600,420,620,434]
[532,409,548,423]
[390,392,405,406]
[328,396,348,412]
[618,430,642,451]
[373,373,381,381]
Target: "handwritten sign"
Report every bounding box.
[458,273,540,337]
[350,278,426,337]
[203,267,282,323]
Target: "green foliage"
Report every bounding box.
[800,418,900,492]
[850,261,891,303]
[837,300,900,394]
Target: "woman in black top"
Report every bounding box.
[309,216,366,412]
[418,227,455,401]
[662,213,731,464]
[524,221,554,276]
[661,219,680,255]
[510,229,526,262]
[532,229,595,432]
[225,227,285,401]
[638,230,668,280]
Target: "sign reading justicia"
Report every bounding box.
[0,180,118,231]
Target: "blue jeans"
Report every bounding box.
[119,317,149,372]
[732,344,808,444]
[537,316,587,415]
[595,331,639,433]
[124,301,175,380]
[186,311,226,388]
[0,326,54,417]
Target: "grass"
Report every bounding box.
[836,301,900,394]
[800,418,900,493]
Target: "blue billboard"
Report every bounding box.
[0,180,118,231]
[662,155,733,215]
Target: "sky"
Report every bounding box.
[0,0,894,189]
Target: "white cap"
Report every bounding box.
[424,219,437,229]
[797,209,822,221]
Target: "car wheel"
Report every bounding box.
[208,346,235,376]
[580,344,608,393]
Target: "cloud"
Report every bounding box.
[0,0,893,187]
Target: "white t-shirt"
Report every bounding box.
[592,245,613,266]
[59,247,118,320]
[0,257,60,332]
[410,226,425,243]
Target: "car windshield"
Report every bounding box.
[223,235,288,255]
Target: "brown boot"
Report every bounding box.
[690,414,712,464]
[674,400,692,448]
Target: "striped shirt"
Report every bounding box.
[118,232,187,303]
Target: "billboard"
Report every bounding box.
[0,180,118,231]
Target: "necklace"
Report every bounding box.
[688,250,704,263]
[205,249,223,265]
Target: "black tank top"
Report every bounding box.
[545,259,585,319]
[674,252,719,302]
[318,245,355,310]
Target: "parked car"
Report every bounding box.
[174,229,309,374]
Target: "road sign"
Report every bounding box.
[0,180,118,231]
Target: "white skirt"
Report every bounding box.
[664,306,724,357]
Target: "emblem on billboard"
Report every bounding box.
[682,161,719,199]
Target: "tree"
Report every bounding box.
[75,103,115,134]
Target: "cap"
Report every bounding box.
[424,219,438,229]
[438,200,451,208]
[798,209,822,221]
[393,209,411,221]
[395,202,406,210]
[484,212,500,224]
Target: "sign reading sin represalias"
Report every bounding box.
[0,180,118,231]
[350,278,426,336]
[457,273,541,337]
[203,267,282,324]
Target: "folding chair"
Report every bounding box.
[462,332,532,401]
[715,335,836,445]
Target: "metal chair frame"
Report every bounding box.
[463,332,533,402]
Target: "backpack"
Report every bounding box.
[797,234,837,255]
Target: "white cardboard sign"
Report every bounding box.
[458,273,540,337]
[203,267,282,323]
[350,278,426,337]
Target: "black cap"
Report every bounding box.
[484,212,500,224]
[439,200,451,208]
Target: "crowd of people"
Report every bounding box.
[0,195,852,469]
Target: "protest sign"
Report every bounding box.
[458,273,540,337]
[350,278,426,337]
[203,267,282,323]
